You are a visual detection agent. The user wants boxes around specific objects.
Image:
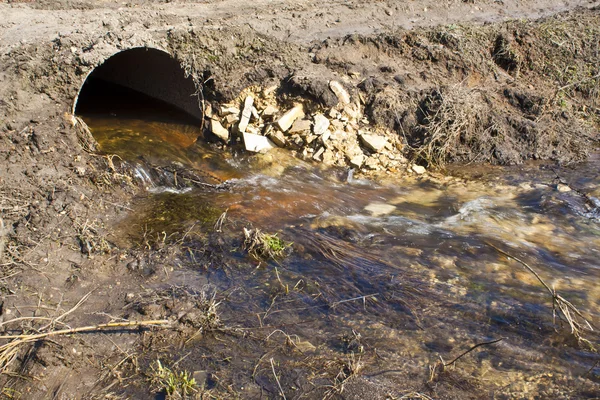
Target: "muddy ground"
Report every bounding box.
[1,0,600,399]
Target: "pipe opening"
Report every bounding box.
[74,47,202,122]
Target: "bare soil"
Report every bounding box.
[0,0,599,399]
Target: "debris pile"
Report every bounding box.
[206,81,425,175]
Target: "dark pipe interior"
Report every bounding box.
[74,47,202,121]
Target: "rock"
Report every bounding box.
[556,183,571,192]
[329,80,351,105]
[262,105,279,117]
[289,134,304,148]
[343,104,361,120]
[411,164,426,174]
[360,133,388,153]
[204,103,213,118]
[331,119,344,130]
[364,156,380,170]
[251,106,260,121]
[243,132,276,153]
[365,202,396,217]
[277,105,305,132]
[268,130,287,147]
[349,154,364,169]
[289,118,312,134]
[321,130,331,143]
[238,96,254,133]
[210,119,230,142]
[313,146,325,161]
[313,114,330,135]
[224,114,239,125]
[220,106,240,116]
[322,149,335,165]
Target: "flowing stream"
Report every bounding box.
[78,93,600,396]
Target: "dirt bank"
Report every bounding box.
[0,0,599,398]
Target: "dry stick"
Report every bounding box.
[443,337,505,367]
[487,242,595,341]
[0,320,169,341]
[38,290,93,332]
[0,216,6,265]
[269,358,287,400]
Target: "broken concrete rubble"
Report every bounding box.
[277,105,305,132]
[210,119,230,142]
[243,132,276,153]
[313,114,330,135]
[289,118,312,134]
[360,133,388,153]
[238,96,254,133]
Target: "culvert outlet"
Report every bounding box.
[74,47,201,120]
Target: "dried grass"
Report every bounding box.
[414,85,503,168]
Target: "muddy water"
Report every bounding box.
[79,99,600,396]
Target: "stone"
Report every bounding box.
[313,114,330,135]
[262,105,279,117]
[243,132,276,153]
[289,118,312,134]
[343,104,361,120]
[313,146,325,161]
[224,114,239,125]
[364,202,396,217]
[238,96,254,133]
[331,120,344,130]
[364,156,380,170]
[322,149,335,165]
[556,183,571,192]
[251,106,260,121]
[268,130,287,147]
[277,105,305,132]
[204,103,213,118]
[411,164,426,174]
[329,80,351,105]
[305,134,317,144]
[210,119,229,142]
[349,154,364,169]
[360,133,388,153]
[220,106,240,116]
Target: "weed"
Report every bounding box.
[150,360,197,399]
[75,218,112,257]
[243,228,291,260]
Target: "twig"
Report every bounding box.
[486,242,553,293]
[487,242,596,347]
[214,208,228,232]
[443,337,505,367]
[0,217,5,265]
[38,291,93,332]
[0,320,169,341]
[270,358,287,400]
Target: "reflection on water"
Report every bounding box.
[78,94,600,397]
